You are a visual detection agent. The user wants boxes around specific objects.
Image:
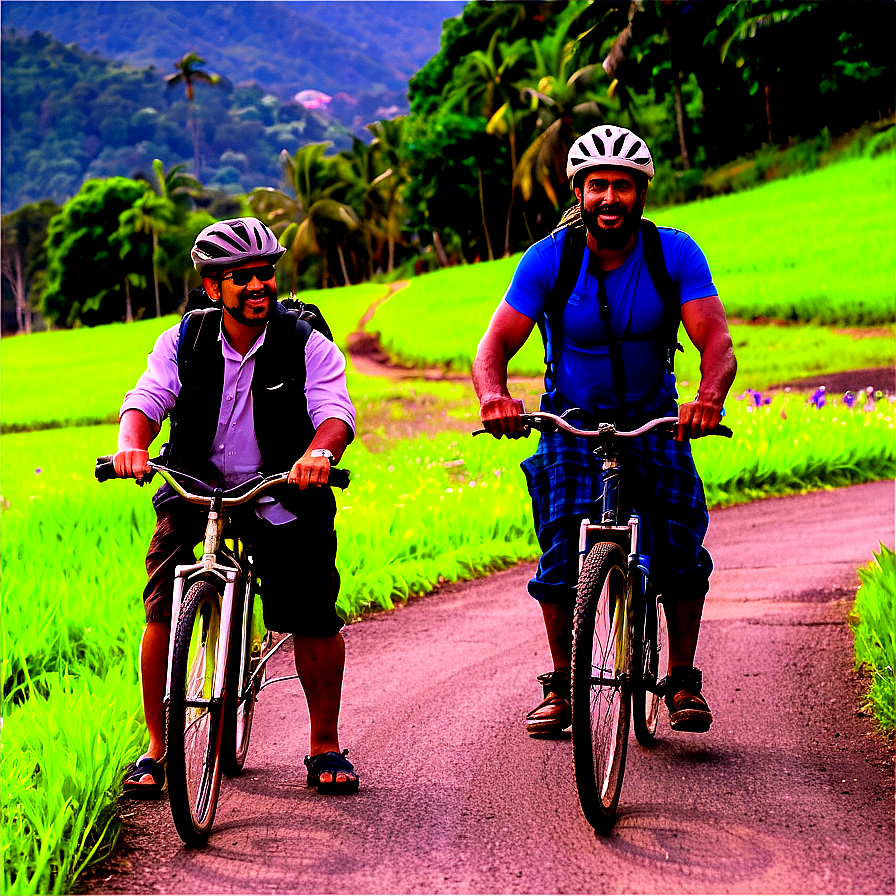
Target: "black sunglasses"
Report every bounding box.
[220,264,276,286]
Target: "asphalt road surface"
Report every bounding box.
[88,480,895,895]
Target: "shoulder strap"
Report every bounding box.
[639,218,683,371]
[176,307,221,381]
[639,219,676,305]
[538,224,587,393]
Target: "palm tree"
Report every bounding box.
[359,119,410,275]
[151,158,201,210]
[250,144,360,288]
[513,5,608,221]
[446,32,529,258]
[117,191,174,317]
[149,158,201,304]
[165,53,221,177]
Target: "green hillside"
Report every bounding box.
[0,30,344,212]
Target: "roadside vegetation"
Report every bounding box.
[849,546,895,737]
[3,348,894,895]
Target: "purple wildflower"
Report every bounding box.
[34,468,42,475]
[809,386,826,409]
[843,391,856,409]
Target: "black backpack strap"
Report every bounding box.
[537,225,587,393]
[640,218,683,371]
[176,307,221,384]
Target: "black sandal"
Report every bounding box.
[122,756,166,799]
[304,749,359,794]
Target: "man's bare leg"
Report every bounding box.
[293,632,356,786]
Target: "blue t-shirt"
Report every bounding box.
[504,225,717,413]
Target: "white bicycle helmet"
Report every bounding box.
[191,217,286,275]
[566,125,655,184]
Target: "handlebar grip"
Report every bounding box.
[95,455,117,482]
[327,467,351,490]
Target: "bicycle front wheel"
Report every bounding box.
[632,585,669,745]
[166,579,226,845]
[571,542,633,834]
[222,584,261,776]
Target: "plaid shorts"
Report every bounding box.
[520,392,712,605]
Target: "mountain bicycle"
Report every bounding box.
[476,409,730,833]
[95,456,350,846]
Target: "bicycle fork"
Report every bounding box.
[577,455,650,584]
[163,500,239,708]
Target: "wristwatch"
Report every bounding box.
[310,448,334,461]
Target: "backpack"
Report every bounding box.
[536,206,683,412]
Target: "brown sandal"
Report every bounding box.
[661,666,713,732]
[526,669,571,737]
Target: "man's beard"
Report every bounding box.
[223,283,278,327]
[580,199,643,250]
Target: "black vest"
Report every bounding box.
[155,307,333,517]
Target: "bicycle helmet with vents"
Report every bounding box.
[566,125,655,185]
[191,217,286,275]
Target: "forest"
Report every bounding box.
[2,0,894,333]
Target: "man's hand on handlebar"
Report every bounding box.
[288,451,331,489]
[677,396,725,442]
[478,396,528,439]
[113,448,151,481]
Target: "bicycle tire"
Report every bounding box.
[166,579,226,845]
[571,542,633,834]
[222,580,260,776]
[632,585,669,745]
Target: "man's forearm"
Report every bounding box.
[118,409,159,451]
[472,342,512,404]
[696,333,737,409]
[306,418,353,464]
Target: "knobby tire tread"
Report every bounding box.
[222,580,258,777]
[571,542,632,834]
[166,580,226,845]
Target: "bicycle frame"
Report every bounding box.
[577,443,650,593]
[149,466,326,709]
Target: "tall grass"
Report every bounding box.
[849,545,895,736]
[0,283,387,434]
[651,155,895,325]
[2,387,894,893]
[370,154,894,369]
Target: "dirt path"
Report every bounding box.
[85,481,894,895]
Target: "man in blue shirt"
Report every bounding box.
[473,126,737,737]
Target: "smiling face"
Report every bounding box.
[574,167,648,251]
[204,261,279,328]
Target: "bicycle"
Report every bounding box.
[95,456,350,845]
[476,409,730,833]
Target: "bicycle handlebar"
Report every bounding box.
[94,456,351,502]
[473,411,733,440]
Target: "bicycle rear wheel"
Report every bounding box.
[571,542,633,834]
[222,584,262,776]
[166,579,226,845]
[632,585,669,745]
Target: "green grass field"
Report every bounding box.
[369,154,894,372]
[2,151,894,896]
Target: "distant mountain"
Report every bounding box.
[0,1,466,128]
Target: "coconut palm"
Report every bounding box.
[250,143,360,288]
[116,191,174,317]
[165,53,221,177]
[514,5,610,217]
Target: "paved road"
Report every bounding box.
[89,481,895,895]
